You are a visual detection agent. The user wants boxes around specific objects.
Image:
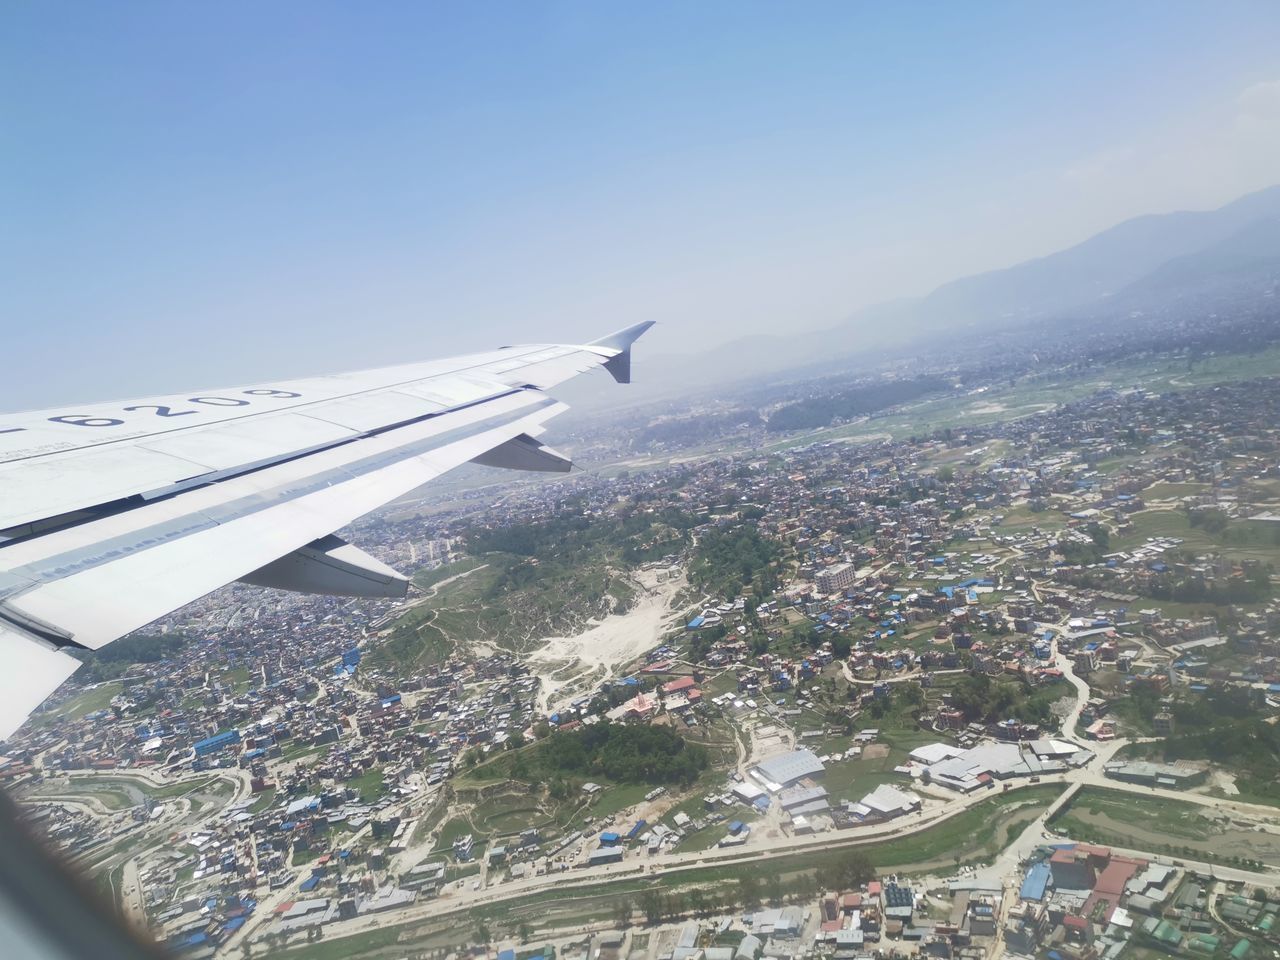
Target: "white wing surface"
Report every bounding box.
[0,322,653,737]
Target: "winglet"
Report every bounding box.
[587,321,655,384]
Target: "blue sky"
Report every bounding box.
[3,2,1279,407]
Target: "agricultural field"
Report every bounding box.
[31,682,123,725]
[1114,509,1280,565]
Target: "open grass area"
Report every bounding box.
[435,814,486,852]
[47,782,134,810]
[249,787,278,814]
[281,741,328,763]
[679,807,760,853]
[1142,482,1211,500]
[1115,509,1280,565]
[412,556,486,591]
[29,774,215,811]
[758,346,1280,455]
[586,782,652,821]
[995,503,1067,532]
[1044,786,1280,868]
[33,682,122,725]
[1058,787,1211,841]
[347,768,385,803]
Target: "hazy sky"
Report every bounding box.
[4,2,1279,408]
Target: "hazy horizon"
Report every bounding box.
[4,2,1280,407]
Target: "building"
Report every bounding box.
[587,845,624,866]
[816,562,857,594]
[1103,759,1207,789]
[752,749,826,790]
[848,783,921,821]
[194,729,241,758]
[1049,848,1097,890]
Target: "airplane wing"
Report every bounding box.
[0,322,653,738]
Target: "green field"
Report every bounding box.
[248,787,278,814]
[1142,482,1211,501]
[347,768,385,803]
[26,774,216,811]
[757,346,1280,454]
[1056,787,1211,841]
[33,682,122,725]
[1115,509,1280,564]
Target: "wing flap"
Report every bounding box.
[0,625,82,739]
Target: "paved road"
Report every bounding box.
[120,857,148,933]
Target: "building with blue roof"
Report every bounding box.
[194,729,241,757]
[1020,861,1051,901]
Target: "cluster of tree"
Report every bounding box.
[1058,522,1110,565]
[689,523,781,602]
[765,376,950,431]
[535,721,709,787]
[469,508,697,570]
[623,850,873,926]
[686,623,729,664]
[1145,567,1272,605]
[863,682,925,721]
[1188,507,1230,534]
[71,632,189,683]
[1188,507,1280,545]
[1058,564,1272,606]
[636,409,762,447]
[947,673,1056,726]
[1126,697,1276,798]
[789,622,853,659]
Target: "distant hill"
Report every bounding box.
[616,184,1280,402]
[896,184,1280,332]
[1109,214,1280,308]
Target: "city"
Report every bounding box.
[6,318,1280,960]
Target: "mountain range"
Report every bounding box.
[604,183,1280,402]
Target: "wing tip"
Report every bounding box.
[591,322,655,383]
[589,321,656,353]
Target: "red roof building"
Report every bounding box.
[662,676,698,694]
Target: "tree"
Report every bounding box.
[766,872,784,906]
[517,922,532,943]
[737,873,762,911]
[474,920,492,944]
[794,872,819,902]
[836,850,874,890]
[613,898,633,928]
[640,889,667,925]
[689,888,710,917]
